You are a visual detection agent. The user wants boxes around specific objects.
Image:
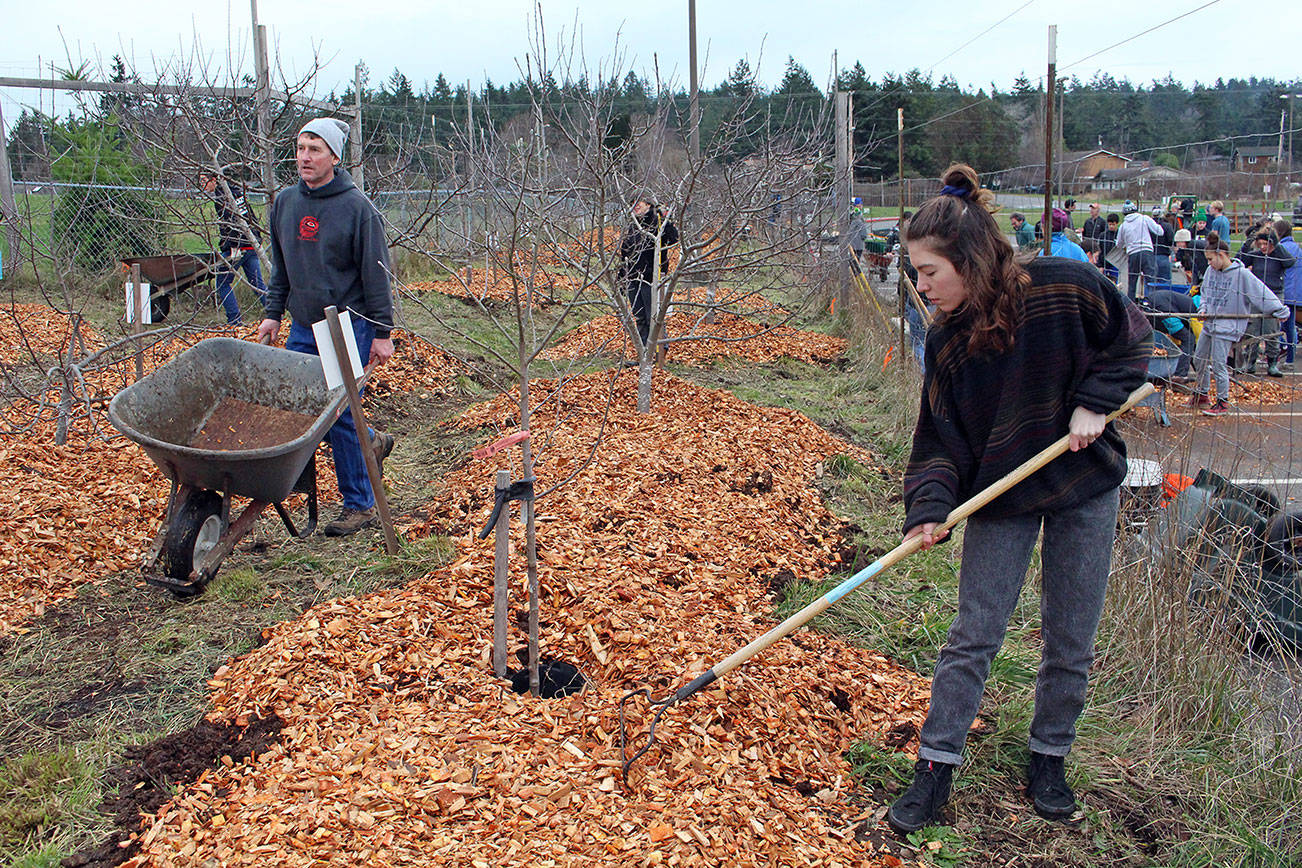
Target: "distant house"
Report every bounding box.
[994,148,1133,193]
[1092,165,1191,192]
[1235,146,1279,173]
[1065,149,1131,180]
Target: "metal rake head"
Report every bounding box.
[618,686,677,791]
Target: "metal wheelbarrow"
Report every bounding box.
[119,253,218,322]
[108,337,348,596]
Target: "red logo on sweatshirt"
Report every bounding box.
[299,216,319,241]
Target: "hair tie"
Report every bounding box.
[939,184,968,198]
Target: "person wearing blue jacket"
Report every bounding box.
[1235,227,1296,376]
[1207,201,1232,242]
[256,118,397,537]
[1274,218,1302,365]
[1038,208,1088,262]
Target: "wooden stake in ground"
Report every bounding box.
[130,263,144,381]
[322,305,400,555]
[493,468,510,679]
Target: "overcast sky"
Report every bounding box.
[3,0,1300,121]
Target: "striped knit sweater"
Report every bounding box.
[903,257,1153,533]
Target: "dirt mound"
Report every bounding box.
[120,371,926,866]
[66,713,283,867]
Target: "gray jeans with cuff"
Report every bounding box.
[917,486,1119,766]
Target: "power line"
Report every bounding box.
[926,0,1036,75]
[1062,0,1224,71]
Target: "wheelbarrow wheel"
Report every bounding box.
[163,489,223,587]
[150,292,171,323]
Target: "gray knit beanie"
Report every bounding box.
[298,117,350,158]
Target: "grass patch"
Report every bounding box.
[209,567,264,603]
[0,750,92,857]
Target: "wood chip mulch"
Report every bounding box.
[0,307,456,635]
[543,306,845,367]
[121,370,929,866]
[408,267,588,308]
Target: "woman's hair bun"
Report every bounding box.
[940,163,995,210]
[1205,230,1220,247]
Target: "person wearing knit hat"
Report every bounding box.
[256,117,398,537]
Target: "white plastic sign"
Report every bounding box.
[312,310,364,390]
[125,281,152,324]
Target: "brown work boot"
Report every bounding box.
[323,506,377,537]
[371,430,396,473]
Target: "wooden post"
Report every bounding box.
[250,1,274,201]
[835,91,850,310]
[897,107,906,362]
[0,98,20,275]
[322,305,400,555]
[1042,25,1057,258]
[130,263,144,380]
[493,468,510,679]
[688,0,700,163]
[351,63,365,194]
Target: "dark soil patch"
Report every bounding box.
[188,398,317,450]
[65,713,284,868]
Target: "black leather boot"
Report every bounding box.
[1027,752,1077,820]
[887,759,953,833]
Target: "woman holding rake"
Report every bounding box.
[887,164,1151,833]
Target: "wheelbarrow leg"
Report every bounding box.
[278,454,319,538]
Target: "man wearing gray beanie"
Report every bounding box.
[256,117,397,537]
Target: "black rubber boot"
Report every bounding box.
[887,759,953,834]
[1027,752,1077,820]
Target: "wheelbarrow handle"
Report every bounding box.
[680,382,1157,699]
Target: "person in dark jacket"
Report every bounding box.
[1151,207,1176,283]
[199,171,267,325]
[1140,289,1198,380]
[1080,203,1107,243]
[618,196,679,352]
[1235,227,1296,376]
[885,164,1151,836]
[256,118,396,537]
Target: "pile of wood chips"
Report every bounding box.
[408,268,588,308]
[0,308,455,634]
[544,308,846,367]
[123,371,929,867]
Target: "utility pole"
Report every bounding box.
[351,63,365,193]
[688,0,700,162]
[835,89,850,307]
[1042,25,1056,258]
[250,0,273,200]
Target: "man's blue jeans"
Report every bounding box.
[917,487,1119,766]
[216,250,267,325]
[284,317,375,510]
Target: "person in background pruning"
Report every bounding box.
[618,195,679,354]
[1115,200,1163,299]
[256,117,397,537]
[1039,208,1088,262]
[1188,231,1289,417]
[1099,213,1121,282]
[1010,212,1035,251]
[1272,218,1301,367]
[1172,228,1194,283]
[887,163,1151,835]
[199,170,267,326]
[1234,226,1295,377]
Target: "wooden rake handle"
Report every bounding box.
[667,381,1157,703]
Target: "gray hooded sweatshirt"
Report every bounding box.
[1197,258,1287,341]
[1115,212,1161,254]
[265,168,393,338]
